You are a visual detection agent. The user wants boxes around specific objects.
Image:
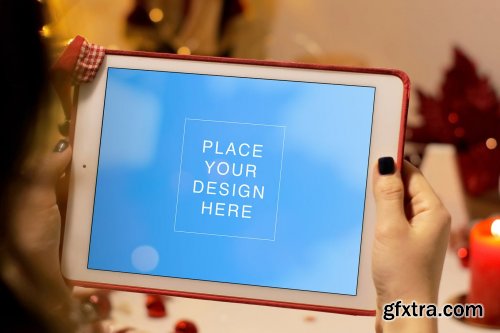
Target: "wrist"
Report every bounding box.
[377,297,439,333]
[383,316,437,333]
[377,284,439,310]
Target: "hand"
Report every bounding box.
[372,158,451,333]
[8,139,72,299]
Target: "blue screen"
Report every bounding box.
[88,67,375,296]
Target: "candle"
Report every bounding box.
[467,216,500,326]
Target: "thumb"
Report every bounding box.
[373,157,407,227]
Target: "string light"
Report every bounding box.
[149,8,164,23]
[448,112,459,124]
[485,138,497,150]
[40,25,51,37]
[177,46,191,55]
[457,247,468,259]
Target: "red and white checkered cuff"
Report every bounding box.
[72,40,105,85]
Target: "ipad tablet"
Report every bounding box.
[61,50,409,315]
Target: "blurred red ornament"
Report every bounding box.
[146,294,167,318]
[175,320,198,333]
[457,247,469,268]
[409,47,500,196]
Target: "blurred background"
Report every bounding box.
[38,0,499,331]
[42,0,499,218]
[43,0,500,93]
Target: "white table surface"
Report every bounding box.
[87,251,487,332]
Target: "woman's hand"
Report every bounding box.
[10,139,72,290]
[372,158,451,333]
[8,137,111,333]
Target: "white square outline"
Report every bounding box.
[173,118,286,241]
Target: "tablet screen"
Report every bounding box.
[88,67,375,296]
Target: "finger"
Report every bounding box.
[30,139,72,187]
[402,161,444,217]
[373,157,407,228]
[50,139,72,177]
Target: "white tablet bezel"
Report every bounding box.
[61,53,406,313]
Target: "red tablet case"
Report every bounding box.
[54,38,410,317]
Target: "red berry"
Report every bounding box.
[175,320,198,333]
[146,294,167,318]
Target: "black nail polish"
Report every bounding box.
[378,157,395,175]
[53,139,69,153]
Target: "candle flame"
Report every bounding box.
[492,219,500,237]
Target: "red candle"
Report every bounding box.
[467,216,500,326]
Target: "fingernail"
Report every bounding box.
[53,139,69,153]
[378,157,395,175]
